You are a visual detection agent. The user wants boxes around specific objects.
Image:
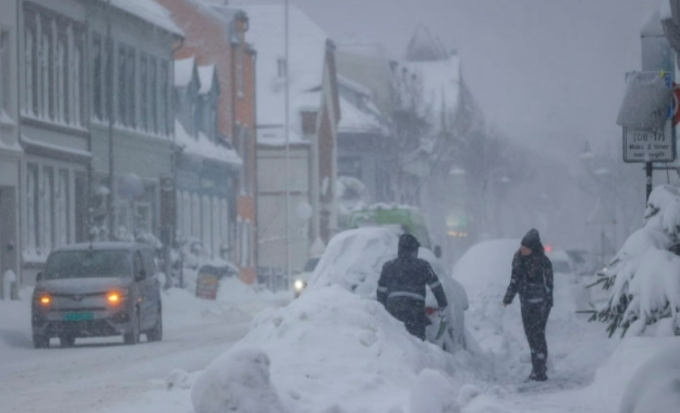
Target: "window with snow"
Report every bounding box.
[202,195,212,256]
[150,56,158,134]
[24,20,36,116]
[26,163,39,254]
[39,17,52,120]
[237,44,244,97]
[92,33,103,120]
[140,54,148,131]
[161,60,170,136]
[54,169,69,248]
[0,29,10,118]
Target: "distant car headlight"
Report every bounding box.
[294,279,305,291]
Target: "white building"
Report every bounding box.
[242,5,340,275]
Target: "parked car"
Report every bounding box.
[293,256,321,298]
[547,250,591,312]
[32,242,163,348]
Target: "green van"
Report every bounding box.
[347,205,433,249]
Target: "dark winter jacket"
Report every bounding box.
[377,234,448,316]
[503,250,554,307]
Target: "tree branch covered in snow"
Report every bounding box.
[589,185,680,337]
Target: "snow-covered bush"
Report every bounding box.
[592,185,680,337]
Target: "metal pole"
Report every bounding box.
[646,161,653,202]
[106,0,115,240]
[284,0,291,282]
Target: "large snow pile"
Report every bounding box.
[619,339,680,413]
[226,285,478,413]
[594,185,680,337]
[192,347,289,413]
[308,226,474,351]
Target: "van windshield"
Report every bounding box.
[44,250,132,279]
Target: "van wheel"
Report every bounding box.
[59,335,75,347]
[146,305,162,342]
[124,308,140,345]
[33,334,49,349]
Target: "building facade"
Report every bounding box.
[0,0,21,298]
[245,5,340,276]
[10,0,182,286]
[158,0,258,284]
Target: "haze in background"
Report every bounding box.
[234,0,661,156]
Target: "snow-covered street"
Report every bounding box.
[0,284,291,413]
[0,264,677,413]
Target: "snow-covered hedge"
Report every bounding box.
[592,185,680,337]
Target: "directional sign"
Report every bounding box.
[623,121,675,163]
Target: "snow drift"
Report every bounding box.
[619,340,680,413]
[191,347,289,413]
[231,285,476,413]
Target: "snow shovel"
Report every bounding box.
[435,317,448,340]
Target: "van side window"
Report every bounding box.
[142,250,157,276]
[134,252,144,276]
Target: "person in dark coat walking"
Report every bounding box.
[503,229,554,382]
[377,234,448,340]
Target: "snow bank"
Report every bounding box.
[232,285,475,413]
[619,339,680,413]
[192,347,288,413]
[409,369,461,413]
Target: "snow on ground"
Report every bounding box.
[0,279,288,413]
[5,236,679,413]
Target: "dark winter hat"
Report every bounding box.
[521,228,541,250]
[398,233,420,257]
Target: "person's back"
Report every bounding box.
[377,234,447,340]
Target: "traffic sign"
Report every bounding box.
[623,121,675,163]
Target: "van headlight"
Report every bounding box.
[294,279,305,291]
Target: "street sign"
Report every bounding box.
[623,121,676,163]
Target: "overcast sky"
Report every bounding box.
[233,0,665,157]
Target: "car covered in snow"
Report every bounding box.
[547,250,591,312]
[31,242,163,348]
[307,227,475,352]
[293,256,321,298]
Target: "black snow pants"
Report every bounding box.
[520,301,550,377]
[386,297,428,341]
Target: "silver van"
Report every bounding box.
[31,242,163,348]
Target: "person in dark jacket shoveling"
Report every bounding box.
[503,228,554,382]
[377,234,448,340]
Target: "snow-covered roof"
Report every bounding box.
[107,0,183,37]
[239,5,328,144]
[338,96,383,134]
[197,65,216,95]
[405,56,461,115]
[174,56,195,87]
[175,119,242,166]
[337,75,371,98]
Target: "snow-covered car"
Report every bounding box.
[32,242,163,348]
[307,227,474,352]
[293,256,321,298]
[547,250,591,312]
